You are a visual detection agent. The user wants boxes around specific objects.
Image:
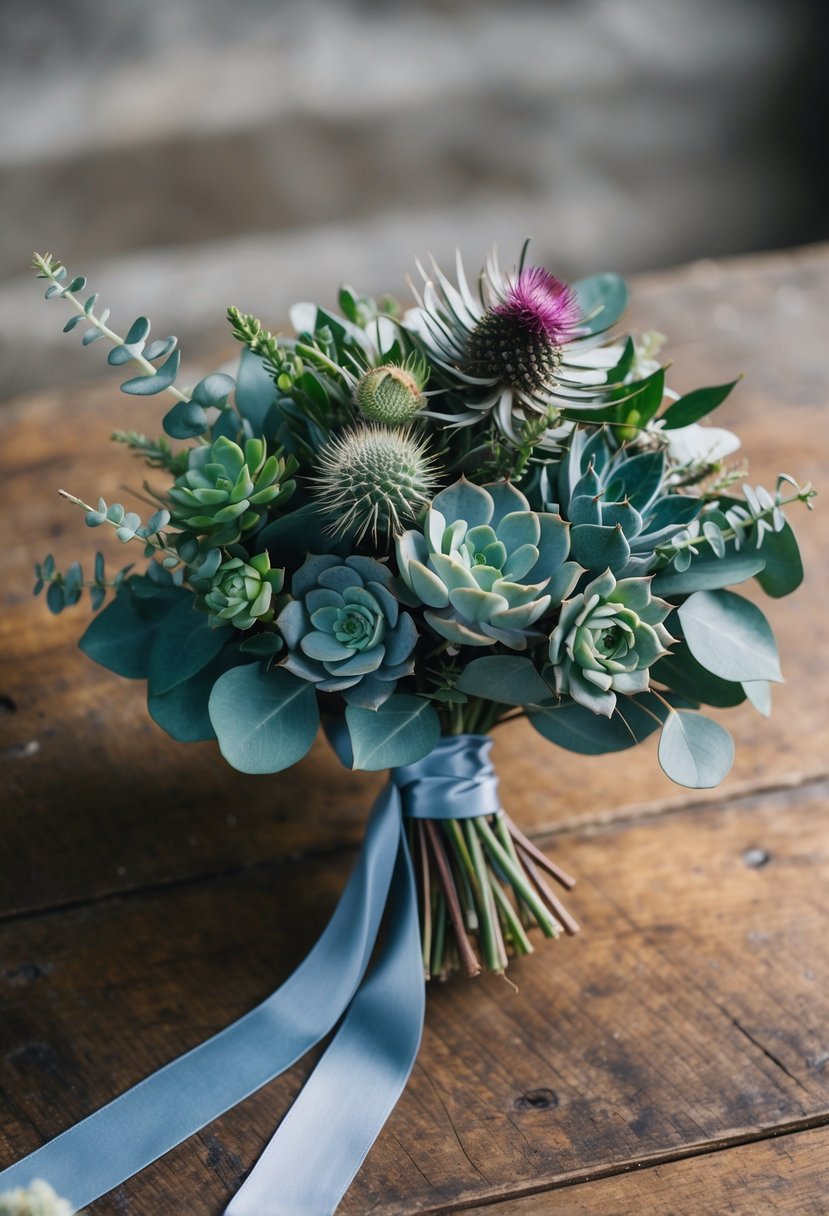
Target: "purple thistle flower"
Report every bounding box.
[494,267,581,343]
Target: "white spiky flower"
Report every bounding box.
[312,424,440,545]
[405,245,630,447]
[0,1180,79,1216]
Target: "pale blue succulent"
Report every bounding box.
[276,554,417,708]
[549,569,673,716]
[396,478,578,648]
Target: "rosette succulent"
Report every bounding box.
[549,569,673,716]
[201,551,284,630]
[396,478,578,648]
[276,554,417,707]
[405,249,628,445]
[167,436,297,546]
[548,428,702,577]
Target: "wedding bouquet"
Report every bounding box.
[4,245,811,1214]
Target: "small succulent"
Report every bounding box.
[396,478,578,648]
[355,355,428,426]
[0,1180,79,1216]
[549,428,702,576]
[276,554,418,707]
[200,551,285,630]
[311,424,439,544]
[167,436,297,546]
[548,569,673,716]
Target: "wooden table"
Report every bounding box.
[1,245,828,1214]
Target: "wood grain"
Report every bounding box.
[1,245,827,917]
[1,780,827,1213]
[461,1124,829,1215]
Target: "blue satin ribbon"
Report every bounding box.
[0,734,500,1215]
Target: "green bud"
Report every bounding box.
[355,363,426,426]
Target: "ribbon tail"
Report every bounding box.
[0,785,402,1211]
[226,818,425,1216]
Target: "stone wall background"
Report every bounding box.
[1,0,826,395]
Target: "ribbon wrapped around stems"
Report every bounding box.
[0,735,502,1215]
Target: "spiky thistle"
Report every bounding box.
[312,424,439,544]
[405,246,626,446]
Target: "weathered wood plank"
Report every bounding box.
[1,780,827,1213]
[1,246,826,916]
[461,1124,829,1215]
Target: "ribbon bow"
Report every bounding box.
[0,735,501,1215]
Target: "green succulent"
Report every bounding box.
[548,569,673,716]
[277,554,418,708]
[549,428,702,576]
[396,478,579,648]
[201,551,285,630]
[167,436,297,546]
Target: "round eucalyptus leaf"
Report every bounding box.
[678,590,782,684]
[346,693,440,771]
[658,710,734,788]
[208,663,319,774]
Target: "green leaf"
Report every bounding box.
[191,372,236,407]
[743,680,772,717]
[651,641,746,708]
[457,656,551,706]
[529,692,671,755]
[571,273,628,335]
[678,590,782,684]
[148,647,237,742]
[79,586,175,678]
[754,522,804,598]
[148,597,233,696]
[661,379,740,429]
[346,693,440,770]
[235,348,276,432]
[121,350,181,396]
[208,663,319,773]
[658,710,734,788]
[652,551,766,596]
[163,399,209,439]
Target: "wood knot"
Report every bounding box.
[514,1088,558,1111]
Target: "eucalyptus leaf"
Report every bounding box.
[346,693,440,770]
[529,692,671,755]
[121,350,181,396]
[652,551,766,596]
[457,656,552,706]
[651,641,745,708]
[79,586,182,678]
[678,590,783,683]
[658,710,734,788]
[743,680,772,717]
[754,522,804,598]
[208,663,319,773]
[572,273,628,335]
[148,646,238,742]
[235,348,276,432]
[163,399,209,440]
[148,597,234,696]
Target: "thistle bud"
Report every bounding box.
[355,363,426,426]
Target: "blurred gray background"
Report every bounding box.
[1,0,826,397]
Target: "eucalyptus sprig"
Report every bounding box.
[32,253,189,404]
